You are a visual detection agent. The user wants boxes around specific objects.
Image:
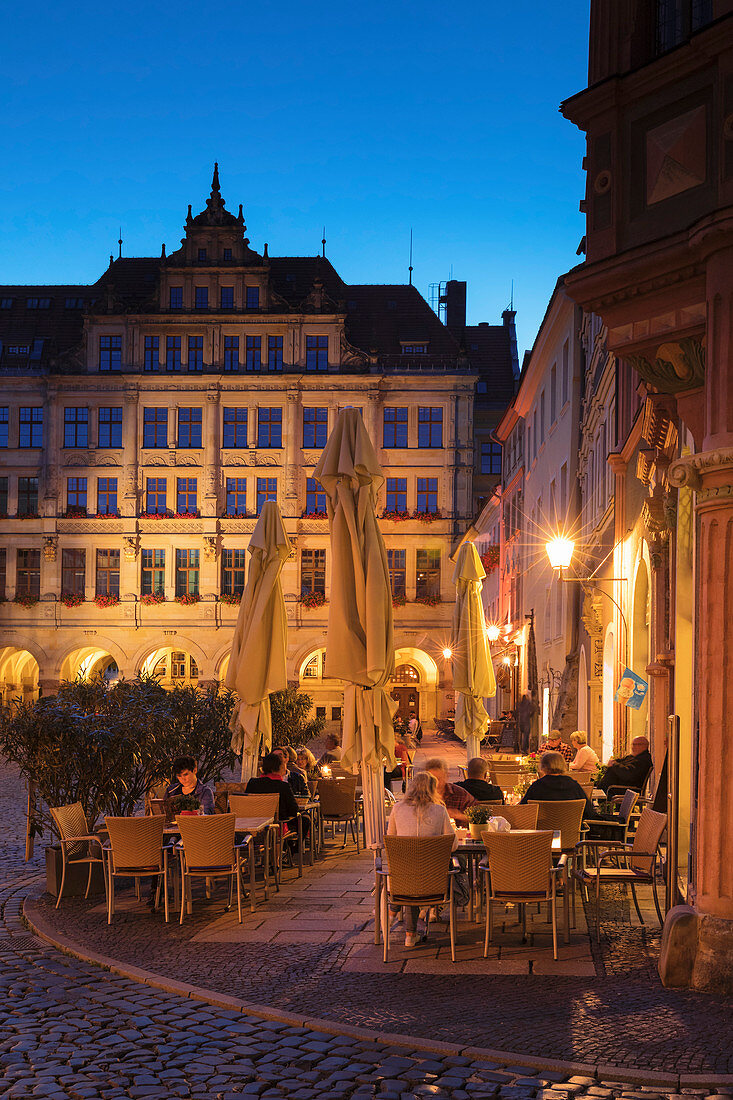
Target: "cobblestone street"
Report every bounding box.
[2,754,733,1098]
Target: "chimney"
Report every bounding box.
[502,308,520,380]
[444,280,467,336]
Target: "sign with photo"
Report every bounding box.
[614,668,649,710]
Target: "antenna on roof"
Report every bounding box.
[321,227,326,259]
[118,228,123,260]
[510,279,514,311]
[408,229,413,286]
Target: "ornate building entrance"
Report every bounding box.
[390,663,420,722]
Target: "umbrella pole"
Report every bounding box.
[360,762,386,850]
[466,733,482,761]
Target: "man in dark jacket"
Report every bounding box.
[246,751,308,839]
[521,751,600,820]
[456,757,504,804]
[598,736,653,793]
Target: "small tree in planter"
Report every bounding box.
[170,793,201,816]
[269,685,325,751]
[466,804,498,838]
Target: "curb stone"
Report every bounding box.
[23,894,733,1090]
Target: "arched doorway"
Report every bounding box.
[0,647,40,705]
[140,647,199,688]
[577,645,589,736]
[60,646,120,685]
[631,559,650,741]
[390,663,420,722]
[602,625,615,762]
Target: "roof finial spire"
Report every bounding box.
[118,227,123,260]
[211,161,220,194]
[322,226,326,259]
[408,228,413,286]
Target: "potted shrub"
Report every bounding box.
[466,804,496,839]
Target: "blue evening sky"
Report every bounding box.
[1,1,589,357]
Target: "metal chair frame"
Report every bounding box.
[103,815,171,924]
[49,802,106,910]
[377,834,459,962]
[176,813,251,925]
[480,829,563,960]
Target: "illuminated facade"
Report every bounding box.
[0,168,516,728]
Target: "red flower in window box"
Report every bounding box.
[391,594,407,608]
[300,510,328,519]
[14,594,39,608]
[139,511,171,520]
[415,594,441,607]
[480,545,500,574]
[299,591,326,610]
[174,512,200,519]
[381,510,411,522]
[62,508,87,519]
[175,593,200,605]
[95,593,120,608]
[412,509,442,524]
[141,591,166,605]
[218,593,241,605]
[94,511,121,519]
[16,513,39,520]
[60,592,85,608]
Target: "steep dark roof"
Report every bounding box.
[92,258,161,311]
[464,322,517,404]
[0,285,93,369]
[345,284,459,357]
[267,257,346,306]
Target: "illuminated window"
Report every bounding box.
[96,549,120,596]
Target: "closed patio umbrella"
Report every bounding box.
[313,408,397,849]
[451,541,496,761]
[225,501,291,781]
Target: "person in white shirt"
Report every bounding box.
[387,771,458,947]
[569,730,600,773]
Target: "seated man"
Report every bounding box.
[164,755,215,815]
[246,751,309,840]
[456,757,504,804]
[521,751,600,820]
[539,729,574,764]
[317,733,342,768]
[425,757,475,825]
[598,736,652,793]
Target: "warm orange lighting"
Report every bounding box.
[442,647,453,659]
[546,536,575,571]
[486,624,501,642]
[503,657,511,666]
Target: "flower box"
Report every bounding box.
[14,594,39,608]
[218,593,241,606]
[415,594,441,607]
[95,594,120,608]
[300,591,326,610]
[60,592,85,608]
[175,593,200,605]
[381,510,411,522]
[141,592,166,605]
[413,510,442,524]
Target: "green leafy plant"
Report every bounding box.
[0,676,237,839]
[141,591,165,605]
[300,590,326,609]
[391,593,407,607]
[14,594,39,608]
[218,592,241,605]
[466,805,496,825]
[269,685,325,750]
[95,593,119,608]
[415,594,441,606]
[175,592,200,605]
[170,794,200,813]
[60,592,84,608]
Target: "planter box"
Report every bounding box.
[45,845,106,899]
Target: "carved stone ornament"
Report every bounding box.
[668,447,733,491]
[203,536,217,562]
[253,453,280,467]
[627,337,705,395]
[642,494,669,546]
[123,537,138,562]
[44,536,58,562]
[340,330,369,368]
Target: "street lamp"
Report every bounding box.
[545,536,574,573]
[442,647,453,660]
[486,624,501,642]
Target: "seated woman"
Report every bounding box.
[520,751,600,819]
[164,755,215,815]
[247,751,309,841]
[317,733,342,768]
[386,771,468,947]
[384,735,411,792]
[568,730,599,773]
[296,746,319,780]
[276,745,309,799]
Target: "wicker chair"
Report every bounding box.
[571,773,596,797]
[176,813,250,924]
[49,802,106,909]
[378,834,459,962]
[489,763,522,793]
[574,807,667,940]
[606,763,655,801]
[318,776,360,851]
[214,781,248,816]
[103,815,170,924]
[145,780,169,816]
[480,829,562,959]
[307,779,319,799]
[585,788,640,847]
[499,803,539,830]
[528,799,587,852]
[228,793,281,894]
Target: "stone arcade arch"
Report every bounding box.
[0,646,40,705]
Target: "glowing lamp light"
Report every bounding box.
[486,624,501,642]
[503,657,511,666]
[546,536,575,571]
[442,647,453,659]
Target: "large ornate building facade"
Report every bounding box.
[0,168,516,728]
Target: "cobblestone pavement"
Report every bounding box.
[2,756,733,1098]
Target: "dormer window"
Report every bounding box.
[197,248,207,262]
[169,287,183,310]
[1,298,12,308]
[26,297,51,309]
[401,343,428,354]
[223,248,232,261]
[65,298,85,309]
[246,286,260,309]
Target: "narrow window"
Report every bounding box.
[143,408,168,448]
[223,407,247,448]
[145,477,167,515]
[166,336,181,372]
[220,286,234,310]
[97,477,118,515]
[176,477,198,515]
[221,548,246,596]
[62,549,86,596]
[306,334,328,371]
[195,286,208,309]
[246,286,260,309]
[224,335,239,371]
[99,335,122,372]
[0,477,7,515]
[0,549,5,599]
[268,335,283,371]
[383,407,408,448]
[144,336,159,371]
[169,287,183,310]
[63,408,88,448]
[188,335,203,371]
[141,549,165,595]
[385,478,407,513]
[480,440,502,475]
[256,477,277,513]
[178,408,202,448]
[17,477,38,516]
[418,407,443,447]
[303,407,328,448]
[175,549,200,596]
[258,407,282,448]
[0,408,7,447]
[416,549,440,600]
[98,407,123,448]
[305,477,326,514]
[66,477,88,515]
[416,478,438,513]
[225,477,247,516]
[387,549,406,598]
[16,550,41,599]
[96,549,120,596]
[246,335,261,371]
[19,408,43,447]
[301,549,326,596]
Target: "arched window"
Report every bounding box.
[393,664,420,685]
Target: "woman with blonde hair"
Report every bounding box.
[386,771,460,947]
[568,730,600,773]
[295,746,318,779]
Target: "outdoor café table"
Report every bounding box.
[164,815,274,914]
[295,799,321,867]
[455,828,564,931]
